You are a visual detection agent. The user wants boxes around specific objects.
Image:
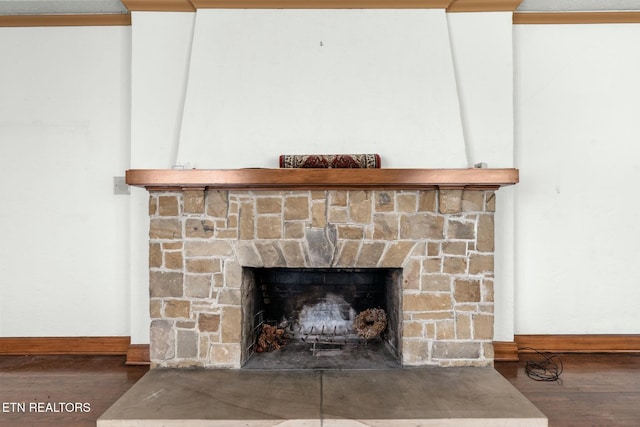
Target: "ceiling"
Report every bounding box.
[0,1,127,14]
[519,0,640,11]
[0,0,639,15]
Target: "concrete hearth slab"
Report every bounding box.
[98,368,547,427]
[322,368,546,426]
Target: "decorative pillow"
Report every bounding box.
[279,154,381,169]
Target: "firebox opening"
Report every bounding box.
[241,267,402,370]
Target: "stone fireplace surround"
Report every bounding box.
[127,168,518,369]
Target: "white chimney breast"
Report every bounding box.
[176,9,467,168]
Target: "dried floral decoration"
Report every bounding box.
[354,308,387,340]
[255,324,288,353]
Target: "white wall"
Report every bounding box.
[514,23,640,333]
[0,25,131,336]
[177,9,467,169]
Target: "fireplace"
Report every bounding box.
[128,168,518,369]
[241,267,402,369]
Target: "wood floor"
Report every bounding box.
[0,355,148,427]
[1,353,639,426]
[495,353,640,426]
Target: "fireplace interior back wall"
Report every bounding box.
[242,267,402,369]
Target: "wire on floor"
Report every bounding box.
[521,347,564,382]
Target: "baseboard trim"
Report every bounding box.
[493,341,519,361]
[126,344,151,365]
[0,336,130,355]
[515,334,640,354]
[494,335,640,362]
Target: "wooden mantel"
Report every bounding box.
[125,168,518,191]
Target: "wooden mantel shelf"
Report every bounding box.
[125,168,518,191]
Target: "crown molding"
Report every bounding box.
[188,0,453,8]
[448,0,522,13]
[514,11,640,24]
[0,14,131,27]
[122,0,527,11]
[4,2,637,27]
[121,0,524,12]
[121,0,195,12]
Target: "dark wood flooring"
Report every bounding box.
[0,355,148,427]
[1,353,639,426]
[495,353,640,426]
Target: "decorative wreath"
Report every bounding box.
[353,308,387,340]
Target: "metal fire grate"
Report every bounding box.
[248,310,381,359]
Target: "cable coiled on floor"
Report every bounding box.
[521,347,564,382]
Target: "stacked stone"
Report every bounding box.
[148,190,241,368]
[400,189,496,367]
[147,188,496,368]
